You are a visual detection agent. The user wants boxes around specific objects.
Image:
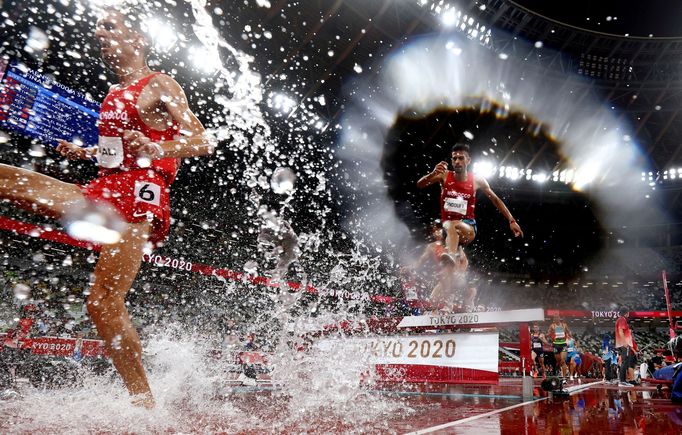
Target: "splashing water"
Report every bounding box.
[270,167,297,194]
[267,328,414,432]
[0,1,410,432]
[12,283,31,300]
[0,333,245,433]
[62,200,127,245]
[0,326,412,433]
[257,208,300,280]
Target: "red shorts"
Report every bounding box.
[79,169,171,245]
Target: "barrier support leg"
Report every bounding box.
[519,322,532,375]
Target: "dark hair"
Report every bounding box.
[451,143,470,154]
[618,307,629,316]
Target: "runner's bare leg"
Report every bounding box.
[86,221,154,406]
[0,164,84,217]
[0,163,154,405]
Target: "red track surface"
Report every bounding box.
[218,379,682,434]
[205,379,682,435]
[2,379,681,433]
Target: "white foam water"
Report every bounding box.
[1,333,244,433]
[1,325,411,434]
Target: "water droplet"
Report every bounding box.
[270,167,296,194]
[13,284,31,300]
[243,260,258,274]
[136,156,152,168]
[111,335,122,350]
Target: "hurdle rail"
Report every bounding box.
[305,308,545,385]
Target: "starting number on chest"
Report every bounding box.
[134,181,161,206]
[444,196,467,215]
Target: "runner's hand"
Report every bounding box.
[510,220,524,238]
[56,140,88,160]
[124,130,164,159]
[433,161,448,177]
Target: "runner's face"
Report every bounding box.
[95,11,142,66]
[451,151,470,173]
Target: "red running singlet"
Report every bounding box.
[96,72,180,184]
[440,171,476,222]
[80,73,181,245]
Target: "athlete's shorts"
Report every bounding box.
[567,354,582,366]
[619,347,638,368]
[553,343,566,354]
[443,219,478,237]
[80,169,171,245]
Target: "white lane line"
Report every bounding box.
[404,397,546,435]
[565,380,604,395]
[405,379,604,435]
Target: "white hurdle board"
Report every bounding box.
[397,308,545,329]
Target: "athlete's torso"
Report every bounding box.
[531,333,544,350]
[97,72,180,184]
[440,171,476,222]
[552,323,567,344]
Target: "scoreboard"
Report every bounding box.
[0,59,100,147]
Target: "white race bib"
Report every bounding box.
[134,181,161,206]
[444,196,467,214]
[97,136,124,168]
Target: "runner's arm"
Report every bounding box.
[476,175,524,238]
[55,140,97,160]
[417,161,448,188]
[127,74,215,159]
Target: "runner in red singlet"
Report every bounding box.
[417,144,522,306]
[412,224,448,270]
[417,143,523,262]
[0,8,215,407]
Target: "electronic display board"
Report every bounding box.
[0,60,100,148]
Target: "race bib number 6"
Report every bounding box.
[134,181,161,206]
[444,196,467,214]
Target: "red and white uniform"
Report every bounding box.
[80,73,180,245]
[615,316,638,352]
[440,171,476,223]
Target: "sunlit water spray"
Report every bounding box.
[2,1,409,431]
[1,334,244,433]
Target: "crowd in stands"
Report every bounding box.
[473,280,682,312]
